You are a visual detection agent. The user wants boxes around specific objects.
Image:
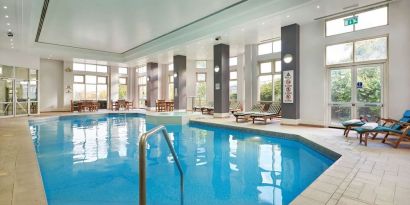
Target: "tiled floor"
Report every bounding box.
[1,111,410,205]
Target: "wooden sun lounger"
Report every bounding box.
[250,103,281,124]
[233,104,263,122]
[382,123,410,148]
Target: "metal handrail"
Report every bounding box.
[139,125,184,205]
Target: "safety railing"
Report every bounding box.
[139,125,184,205]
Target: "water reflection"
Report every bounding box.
[30,115,333,205]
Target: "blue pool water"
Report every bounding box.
[30,114,334,205]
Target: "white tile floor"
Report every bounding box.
[1,111,410,205]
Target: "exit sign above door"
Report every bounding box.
[344,16,358,26]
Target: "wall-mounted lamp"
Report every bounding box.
[214,66,220,73]
[283,54,293,64]
[173,73,178,78]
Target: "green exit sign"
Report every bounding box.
[344,16,358,26]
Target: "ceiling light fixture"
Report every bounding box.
[3,6,7,9]
[6,22,10,26]
[316,5,320,9]
[286,15,290,18]
[8,29,11,32]
[10,39,13,41]
[5,15,8,18]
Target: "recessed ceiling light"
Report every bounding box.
[11,47,14,49]
[286,15,290,18]
[262,22,265,25]
[241,28,245,31]
[8,29,11,32]
[5,15,9,18]
[6,22,10,26]
[10,39,13,41]
[316,5,320,9]
[3,6,7,9]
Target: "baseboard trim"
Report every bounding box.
[280,118,300,125]
[213,113,230,118]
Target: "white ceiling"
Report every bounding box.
[39,0,242,53]
[0,0,389,66]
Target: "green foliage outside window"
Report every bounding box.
[260,82,273,101]
[119,85,127,100]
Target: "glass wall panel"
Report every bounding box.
[0,65,14,78]
[258,75,273,101]
[354,37,387,62]
[0,79,13,116]
[326,43,354,65]
[29,69,38,81]
[326,16,354,36]
[15,67,29,80]
[86,84,97,100]
[355,7,388,31]
[15,80,29,115]
[73,84,85,100]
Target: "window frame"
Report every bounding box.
[325,35,389,68]
[325,6,389,37]
[257,60,282,102]
[257,39,281,56]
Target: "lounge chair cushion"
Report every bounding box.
[362,123,379,130]
[342,119,365,127]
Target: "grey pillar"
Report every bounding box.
[281,24,300,124]
[147,62,158,108]
[173,55,187,110]
[213,44,230,117]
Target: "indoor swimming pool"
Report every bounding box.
[29,114,335,205]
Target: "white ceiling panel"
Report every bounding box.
[38,0,242,53]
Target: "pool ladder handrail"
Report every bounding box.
[139,125,184,205]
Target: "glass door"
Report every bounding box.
[15,80,29,115]
[0,78,14,117]
[329,68,353,126]
[328,64,384,126]
[355,64,384,122]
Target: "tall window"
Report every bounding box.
[196,61,207,69]
[137,66,147,107]
[73,75,107,101]
[195,73,207,106]
[72,63,108,102]
[168,75,174,100]
[258,40,281,55]
[229,71,238,101]
[229,57,238,66]
[119,77,127,100]
[118,67,128,100]
[326,6,388,36]
[257,61,282,102]
[138,76,147,107]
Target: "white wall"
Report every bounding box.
[39,59,64,112]
[300,0,410,125]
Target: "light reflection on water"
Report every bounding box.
[30,114,333,205]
